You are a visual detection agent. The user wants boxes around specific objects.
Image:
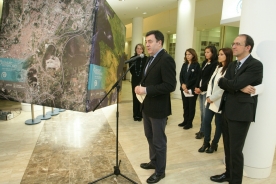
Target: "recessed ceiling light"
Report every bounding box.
[143,12,147,15]
[136,7,139,9]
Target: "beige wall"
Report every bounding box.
[222,26,239,48]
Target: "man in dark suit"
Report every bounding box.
[210,34,263,184]
[135,30,176,183]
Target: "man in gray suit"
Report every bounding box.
[135,30,176,183]
[210,34,263,184]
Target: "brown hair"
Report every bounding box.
[134,43,145,56]
[218,48,233,74]
[184,48,198,64]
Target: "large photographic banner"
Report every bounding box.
[86,0,126,112]
[0,0,126,112]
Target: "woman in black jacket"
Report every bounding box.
[194,46,218,138]
[178,48,200,129]
[129,43,147,121]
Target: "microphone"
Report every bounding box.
[124,54,144,64]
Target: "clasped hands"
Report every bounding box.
[182,84,190,94]
[194,87,201,95]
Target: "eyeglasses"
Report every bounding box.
[231,42,245,47]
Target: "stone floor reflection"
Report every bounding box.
[20,109,140,184]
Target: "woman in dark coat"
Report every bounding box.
[129,43,147,121]
[178,48,200,129]
[194,46,218,138]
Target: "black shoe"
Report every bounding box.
[183,124,193,129]
[178,121,187,127]
[198,142,210,152]
[146,172,165,183]
[210,173,229,183]
[195,132,204,139]
[206,143,218,153]
[140,162,155,169]
[195,131,200,135]
[134,117,142,121]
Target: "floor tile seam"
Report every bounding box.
[19,120,47,183]
[105,113,142,183]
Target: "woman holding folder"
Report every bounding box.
[198,47,232,153]
[178,48,200,129]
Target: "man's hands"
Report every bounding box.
[241,85,255,95]
[135,85,146,95]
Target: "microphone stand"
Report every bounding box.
[88,61,138,184]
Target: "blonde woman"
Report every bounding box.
[129,43,147,121]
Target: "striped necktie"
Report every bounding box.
[145,56,154,74]
[235,61,241,74]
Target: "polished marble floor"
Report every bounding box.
[0,81,275,184]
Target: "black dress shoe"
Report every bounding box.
[146,173,165,183]
[134,116,142,121]
[210,173,229,183]
[140,162,155,169]
[178,121,187,127]
[183,124,193,129]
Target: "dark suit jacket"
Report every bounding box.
[196,60,218,92]
[179,62,200,94]
[140,49,176,119]
[218,55,263,122]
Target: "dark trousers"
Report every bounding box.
[142,111,167,175]
[203,103,222,144]
[181,90,198,126]
[222,111,251,184]
[131,82,142,118]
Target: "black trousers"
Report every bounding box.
[142,111,167,175]
[222,111,251,184]
[180,90,198,126]
[131,82,142,118]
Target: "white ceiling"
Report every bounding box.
[106,0,223,33]
[106,0,179,25]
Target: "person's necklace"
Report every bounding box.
[135,58,142,76]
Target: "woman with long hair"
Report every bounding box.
[129,43,147,121]
[198,48,233,153]
[194,46,218,138]
[178,48,200,129]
